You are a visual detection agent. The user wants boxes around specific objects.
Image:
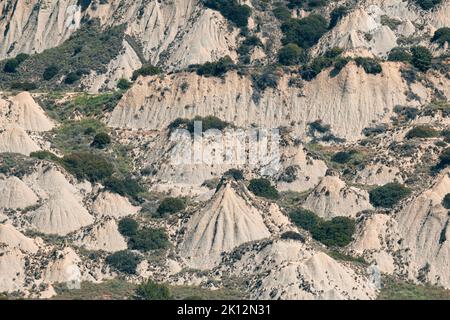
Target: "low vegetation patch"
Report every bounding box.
[131,64,161,80]
[411,46,432,72]
[195,56,235,77]
[128,228,170,252]
[248,178,280,200]
[405,125,439,139]
[135,280,172,300]
[156,197,186,217]
[281,14,328,49]
[432,27,450,46]
[169,115,230,134]
[118,218,139,237]
[354,57,382,74]
[369,183,411,208]
[289,209,356,247]
[105,250,141,275]
[203,0,251,28]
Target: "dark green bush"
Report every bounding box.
[30,151,59,161]
[436,148,450,170]
[273,5,291,21]
[280,231,306,242]
[223,168,244,180]
[369,183,411,208]
[106,250,141,274]
[131,64,161,80]
[248,178,279,200]
[15,53,29,64]
[10,82,37,91]
[308,120,330,133]
[117,78,132,90]
[253,67,280,91]
[405,125,439,139]
[411,46,432,71]
[290,209,355,247]
[196,56,235,77]
[278,43,305,65]
[91,132,111,149]
[43,65,59,80]
[64,72,81,84]
[388,47,412,62]
[331,150,357,163]
[204,0,251,28]
[442,194,450,209]
[313,217,356,247]
[442,130,450,143]
[104,177,144,199]
[187,115,230,133]
[156,197,186,216]
[135,280,172,300]
[61,152,113,182]
[329,6,349,29]
[432,27,450,46]
[414,0,442,10]
[118,217,139,237]
[355,57,382,74]
[3,59,19,73]
[129,228,170,251]
[281,14,328,49]
[290,209,320,231]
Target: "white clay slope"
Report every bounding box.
[0,175,39,209]
[92,191,139,218]
[229,240,376,300]
[303,173,373,219]
[0,223,38,253]
[0,248,26,293]
[75,218,127,252]
[180,181,272,269]
[0,125,40,155]
[30,188,94,236]
[0,92,55,131]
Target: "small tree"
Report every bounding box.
[105,250,141,274]
[3,59,19,73]
[129,228,170,251]
[405,126,439,139]
[43,65,59,80]
[355,57,382,74]
[411,46,432,72]
[223,168,244,180]
[278,43,305,65]
[431,27,450,46]
[248,178,279,200]
[135,280,172,300]
[156,197,186,216]
[91,132,111,149]
[117,78,132,90]
[369,183,411,208]
[436,148,450,170]
[118,217,139,237]
[442,194,450,209]
[132,64,161,80]
[289,208,320,231]
[388,47,412,62]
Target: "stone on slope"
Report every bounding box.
[30,189,94,236]
[0,175,39,209]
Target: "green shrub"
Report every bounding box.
[10,81,37,91]
[436,148,450,170]
[405,125,439,139]
[105,250,141,274]
[248,178,279,200]
[104,177,144,199]
[131,64,161,80]
[117,78,132,90]
[431,27,450,46]
[442,130,450,143]
[223,168,244,180]
[331,150,358,163]
[3,59,19,73]
[156,197,186,216]
[329,6,349,29]
[204,0,251,28]
[442,194,450,209]
[15,53,29,64]
[414,0,442,10]
[30,151,59,161]
[43,65,59,80]
[290,208,320,231]
[313,217,356,247]
[129,228,170,251]
[91,132,111,149]
[411,46,432,71]
[278,43,305,65]
[118,217,139,237]
[273,5,291,21]
[253,67,280,91]
[369,183,411,208]
[135,280,172,300]
[187,116,230,133]
[289,209,355,247]
[64,72,81,84]
[388,47,412,62]
[61,152,113,182]
[196,56,235,77]
[281,14,328,49]
[355,57,382,74]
